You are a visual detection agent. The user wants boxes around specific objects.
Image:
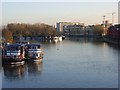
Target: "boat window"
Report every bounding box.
[32,46,37,49]
[27,45,30,49]
[36,54,38,56]
[37,45,40,49]
[11,47,16,51]
[16,47,19,50]
[27,45,40,49]
[27,45,31,49]
[7,47,10,51]
[7,46,20,51]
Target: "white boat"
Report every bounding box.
[58,36,62,41]
[2,44,25,64]
[53,36,59,42]
[53,36,62,42]
[25,44,43,62]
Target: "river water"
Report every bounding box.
[1,38,119,88]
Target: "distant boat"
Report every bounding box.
[53,36,63,42]
[58,36,62,41]
[25,44,43,62]
[53,36,59,42]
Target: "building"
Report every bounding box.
[84,25,94,36]
[56,22,84,33]
[107,24,120,39]
[64,24,85,36]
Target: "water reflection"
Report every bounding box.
[27,61,42,76]
[107,43,120,50]
[0,57,2,72]
[2,39,118,88]
[68,37,103,43]
[3,64,25,80]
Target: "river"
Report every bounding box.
[1,38,119,88]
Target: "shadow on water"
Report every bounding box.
[27,61,43,76]
[69,37,102,42]
[68,37,120,49]
[68,37,105,45]
[107,43,120,50]
[3,64,25,80]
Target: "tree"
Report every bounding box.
[93,25,104,36]
[5,23,58,39]
[2,28,13,43]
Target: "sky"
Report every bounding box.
[1,1,119,26]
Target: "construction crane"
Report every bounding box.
[107,12,115,25]
[102,15,106,26]
[111,12,115,25]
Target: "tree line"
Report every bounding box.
[2,23,58,43]
[93,25,104,36]
[2,23,104,43]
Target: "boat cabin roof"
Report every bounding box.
[6,44,22,51]
[25,44,41,49]
[7,44,22,47]
[25,44,41,46]
[16,41,29,44]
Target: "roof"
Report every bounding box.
[25,44,41,46]
[108,24,120,30]
[7,44,21,47]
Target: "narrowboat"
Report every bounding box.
[25,44,43,62]
[2,44,25,65]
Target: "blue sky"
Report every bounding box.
[2,2,118,25]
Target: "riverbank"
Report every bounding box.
[103,37,120,46]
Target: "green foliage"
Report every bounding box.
[93,25,104,36]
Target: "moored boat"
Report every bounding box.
[2,44,25,65]
[53,36,59,42]
[52,36,63,42]
[25,44,43,62]
[58,36,62,41]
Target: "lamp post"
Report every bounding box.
[102,15,106,36]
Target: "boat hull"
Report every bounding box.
[2,58,25,65]
[25,58,42,62]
